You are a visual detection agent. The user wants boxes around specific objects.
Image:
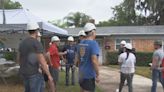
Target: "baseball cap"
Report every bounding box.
[27,22,39,30]
[78,30,86,36]
[120,40,126,45]
[67,36,74,41]
[125,43,132,50]
[154,40,162,46]
[84,23,96,32]
[51,36,60,42]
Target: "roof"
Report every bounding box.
[0,9,68,35]
[65,26,164,36]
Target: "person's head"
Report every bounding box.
[27,22,40,39]
[51,36,60,46]
[125,43,133,60]
[120,40,126,48]
[84,23,96,40]
[67,36,74,45]
[78,30,86,40]
[154,40,162,50]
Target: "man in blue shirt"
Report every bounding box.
[77,23,100,92]
[63,36,76,86]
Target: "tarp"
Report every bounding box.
[0,9,68,35]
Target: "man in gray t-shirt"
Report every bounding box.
[18,22,54,92]
[151,40,164,92]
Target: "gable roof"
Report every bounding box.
[66,26,164,36]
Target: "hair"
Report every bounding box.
[125,48,132,60]
[85,29,96,37]
[28,30,38,35]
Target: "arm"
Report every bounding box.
[37,53,53,81]
[46,52,52,66]
[91,55,99,77]
[151,56,159,69]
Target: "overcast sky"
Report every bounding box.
[12,0,123,23]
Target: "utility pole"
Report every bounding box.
[1,0,6,24]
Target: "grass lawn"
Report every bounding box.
[109,65,151,78]
[0,71,102,92]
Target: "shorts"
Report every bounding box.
[79,78,95,92]
[49,66,59,83]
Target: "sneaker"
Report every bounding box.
[116,89,119,92]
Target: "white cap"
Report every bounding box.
[37,32,42,37]
[84,23,96,32]
[27,22,39,30]
[120,40,126,45]
[51,36,60,42]
[67,36,74,41]
[78,30,86,36]
[125,43,132,50]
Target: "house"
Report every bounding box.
[66,26,164,64]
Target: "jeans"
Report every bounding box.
[119,72,134,92]
[151,69,164,92]
[66,64,75,86]
[22,73,45,92]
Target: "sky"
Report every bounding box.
[12,0,123,23]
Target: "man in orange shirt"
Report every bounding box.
[47,36,66,86]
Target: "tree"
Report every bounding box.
[49,19,67,28]
[64,12,92,27]
[136,0,164,25]
[0,0,22,9]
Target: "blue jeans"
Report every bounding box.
[66,64,75,86]
[22,73,45,92]
[151,69,164,92]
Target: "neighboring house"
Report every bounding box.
[66,26,164,64]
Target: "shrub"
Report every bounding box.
[3,52,16,61]
[106,52,153,66]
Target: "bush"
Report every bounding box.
[106,52,153,66]
[3,52,16,61]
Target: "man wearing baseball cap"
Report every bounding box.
[151,40,164,92]
[47,36,67,88]
[18,22,53,92]
[63,36,77,86]
[118,40,126,55]
[77,23,100,92]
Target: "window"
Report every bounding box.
[115,39,131,50]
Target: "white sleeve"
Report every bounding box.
[118,54,123,63]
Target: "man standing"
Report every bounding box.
[151,40,164,92]
[18,22,53,92]
[47,36,66,86]
[47,36,60,85]
[77,23,100,92]
[63,36,76,86]
[118,40,126,55]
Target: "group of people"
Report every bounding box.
[117,40,164,92]
[16,20,164,92]
[17,22,100,92]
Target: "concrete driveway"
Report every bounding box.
[97,66,163,92]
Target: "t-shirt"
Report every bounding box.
[48,44,60,69]
[63,45,76,64]
[78,40,100,79]
[19,37,43,76]
[118,52,136,74]
[153,48,164,69]
[161,58,164,78]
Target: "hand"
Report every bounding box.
[48,75,53,82]
[64,51,67,54]
[95,76,100,83]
